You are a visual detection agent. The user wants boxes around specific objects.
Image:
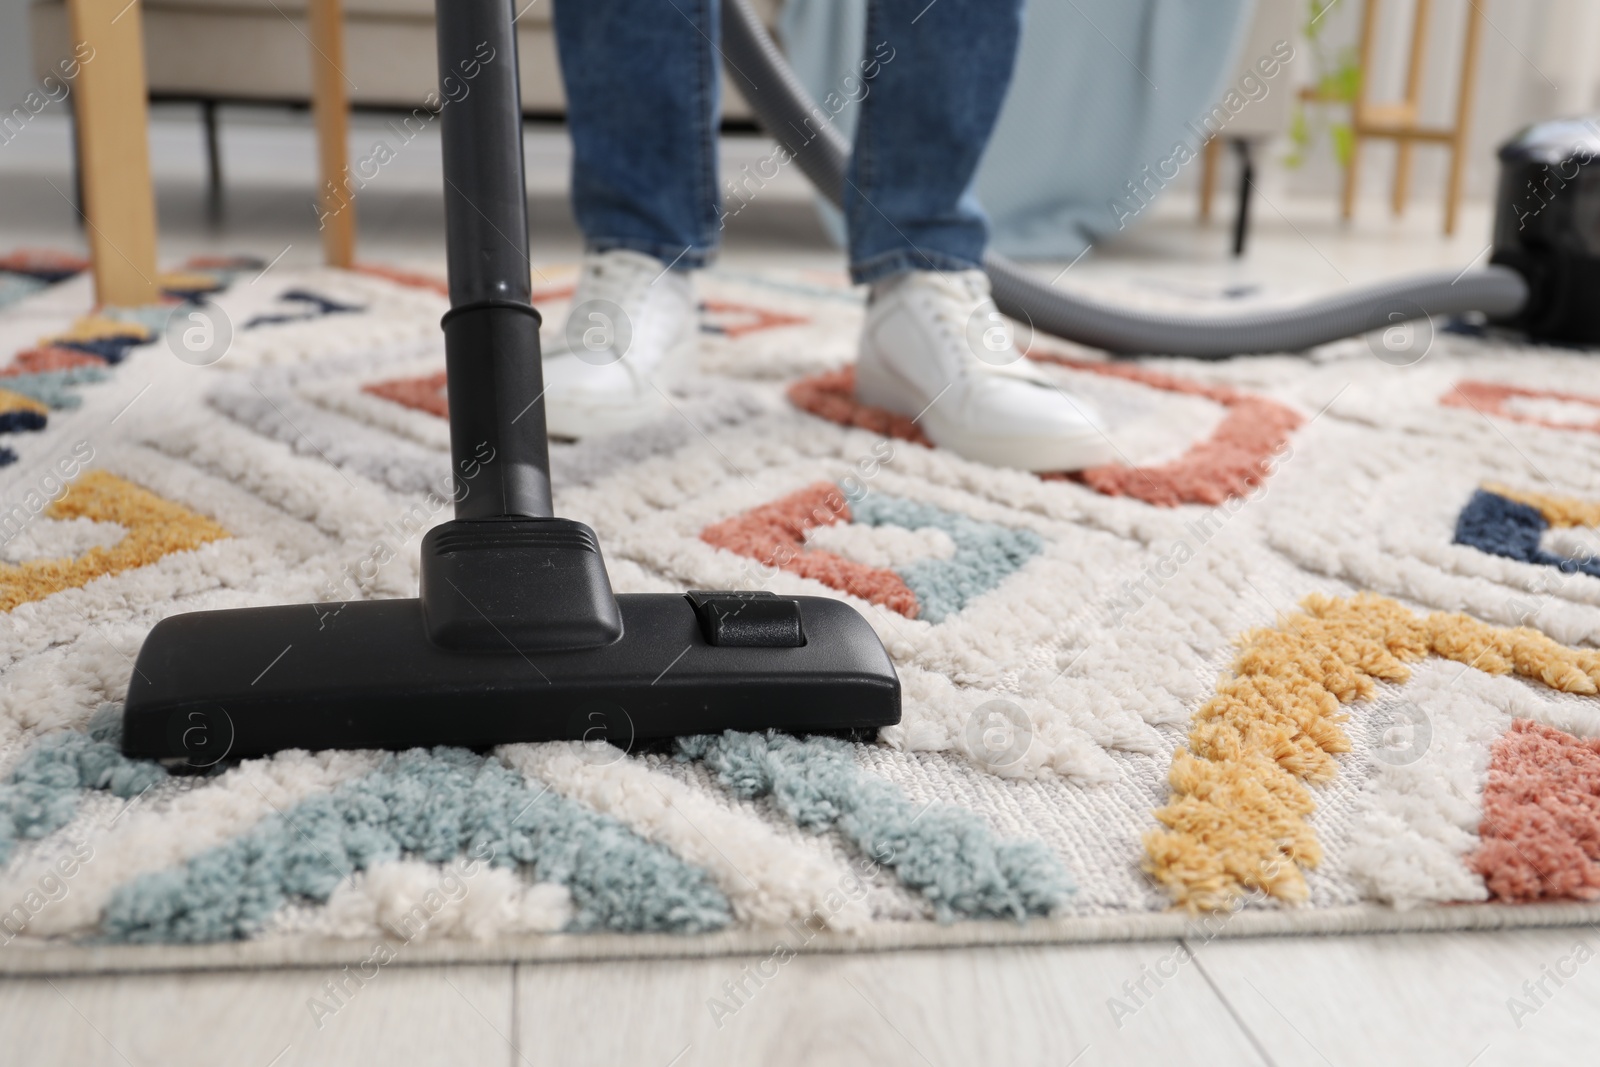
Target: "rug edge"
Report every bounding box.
[5,901,1600,976]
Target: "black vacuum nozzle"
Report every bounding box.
[121,0,900,763]
[121,593,898,761]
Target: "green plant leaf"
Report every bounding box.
[1332,123,1355,166]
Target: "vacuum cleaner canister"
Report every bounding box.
[1490,116,1600,345]
[121,0,900,763]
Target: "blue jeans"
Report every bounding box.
[552,0,1024,283]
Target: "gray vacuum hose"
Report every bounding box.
[719,0,1529,357]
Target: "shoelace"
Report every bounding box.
[918,274,1051,386]
[576,253,669,320]
[565,256,663,368]
[909,274,982,349]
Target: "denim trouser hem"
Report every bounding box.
[849,249,985,287]
[556,0,1022,287]
[587,238,717,272]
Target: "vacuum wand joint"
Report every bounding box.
[435,0,552,519]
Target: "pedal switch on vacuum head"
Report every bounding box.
[686,590,805,648]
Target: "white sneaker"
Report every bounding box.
[855,270,1114,472]
[541,249,698,439]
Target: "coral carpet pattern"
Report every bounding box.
[2,258,1600,967]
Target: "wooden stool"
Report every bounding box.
[65,0,160,307]
[1335,0,1485,235]
[309,0,356,267]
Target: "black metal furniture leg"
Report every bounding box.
[1232,138,1254,258]
[202,99,223,221]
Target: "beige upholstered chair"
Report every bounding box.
[30,0,780,203]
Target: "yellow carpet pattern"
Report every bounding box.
[0,471,228,612]
[1144,592,1600,912]
[1483,482,1600,527]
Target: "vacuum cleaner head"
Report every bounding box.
[121,0,899,763]
[123,518,899,762]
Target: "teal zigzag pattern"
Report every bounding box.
[848,491,1044,623]
[0,709,167,867]
[3,366,112,410]
[680,732,1072,921]
[102,747,732,942]
[1,722,1072,940]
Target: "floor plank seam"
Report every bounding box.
[510,964,523,1067]
[1184,939,1281,1067]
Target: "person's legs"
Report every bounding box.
[553,0,722,267]
[543,0,719,438]
[845,0,1023,283]
[849,0,1113,472]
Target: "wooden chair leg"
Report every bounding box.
[1199,136,1220,224]
[1393,0,1432,216]
[1392,141,1413,218]
[309,0,356,267]
[65,0,160,307]
[1443,0,1484,236]
[1341,134,1364,223]
[1343,0,1381,222]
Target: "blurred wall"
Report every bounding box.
[0,0,35,111]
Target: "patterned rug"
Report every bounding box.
[2,257,1600,973]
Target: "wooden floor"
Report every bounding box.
[4,926,1596,1065]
